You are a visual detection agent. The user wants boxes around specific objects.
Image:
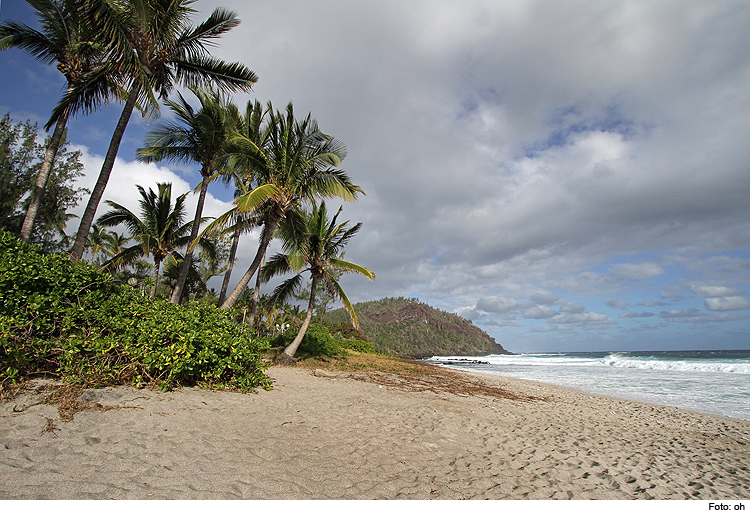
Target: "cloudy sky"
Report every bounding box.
[2,0,749,352]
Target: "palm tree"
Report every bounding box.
[274,303,305,336]
[86,222,109,264]
[0,0,116,243]
[260,201,375,364]
[96,182,193,296]
[216,187,263,306]
[215,99,268,307]
[136,88,233,303]
[67,0,257,261]
[100,229,131,272]
[210,102,364,311]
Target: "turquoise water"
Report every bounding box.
[426,350,750,421]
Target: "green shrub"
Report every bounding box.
[337,338,375,354]
[271,322,345,359]
[0,231,269,391]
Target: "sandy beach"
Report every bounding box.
[1,365,748,500]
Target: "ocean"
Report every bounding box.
[426,350,750,422]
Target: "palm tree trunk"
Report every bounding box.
[20,110,69,243]
[170,168,210,303]
[277,275,318,365]
[218,220,242,305]
[149,256,162,297]
[69,83,140,261]
[246,254,264,330]
[220,215,279,310]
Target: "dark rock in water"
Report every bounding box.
[428,358,491,365]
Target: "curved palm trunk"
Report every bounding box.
[149,256,162,297]
[170,168,210,304]
[70,83,140,261]
[220,214,279,310]
[277,275,318,365]
[246,254,264,330]
[20,110,69,242]
[218,220,242,305]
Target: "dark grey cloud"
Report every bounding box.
[619,311,655,319]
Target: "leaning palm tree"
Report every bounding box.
[0,0,116,243]
[96,182,193,297]
[216,185,264,306]
[67,0,257,261]
[209,102,364,311]
[215,99,269,307]
[136,88,233,304]
[260,201,375,365]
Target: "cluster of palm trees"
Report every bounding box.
[2,1,375,361]
[94,96,375,360]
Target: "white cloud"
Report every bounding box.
[691,285,745,298]
[610,262,665,280]
[560,302,585,314]
[704,296,750,312]
[549,312,615,326]
[524,306,558,319]
[529,294,564,306]
[476,296,525,314]
[530,325,575,334]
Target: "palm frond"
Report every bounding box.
[330,258,376,280]
[325,273,360,328]
[172,54,257,93]
[268,274,304,308]
[234,183,281,213]
[0,21,55,62]
[259,253,294,284]
[177,7,241,51]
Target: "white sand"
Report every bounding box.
[1,366,748,499]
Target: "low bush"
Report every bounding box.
[0,231,269,391]
[337,338,375,355]
[271,322,346,359]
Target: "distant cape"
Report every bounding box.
[324,297,511,359]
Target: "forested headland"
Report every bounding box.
[324,297,510,359]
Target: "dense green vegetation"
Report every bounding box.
[0,231,269,391]
[271,323,343,360]
[324,297,509,359]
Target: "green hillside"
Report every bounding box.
[323,297,510,359]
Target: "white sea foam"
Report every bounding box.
[428,351,750,421]
[601,354,750,374]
